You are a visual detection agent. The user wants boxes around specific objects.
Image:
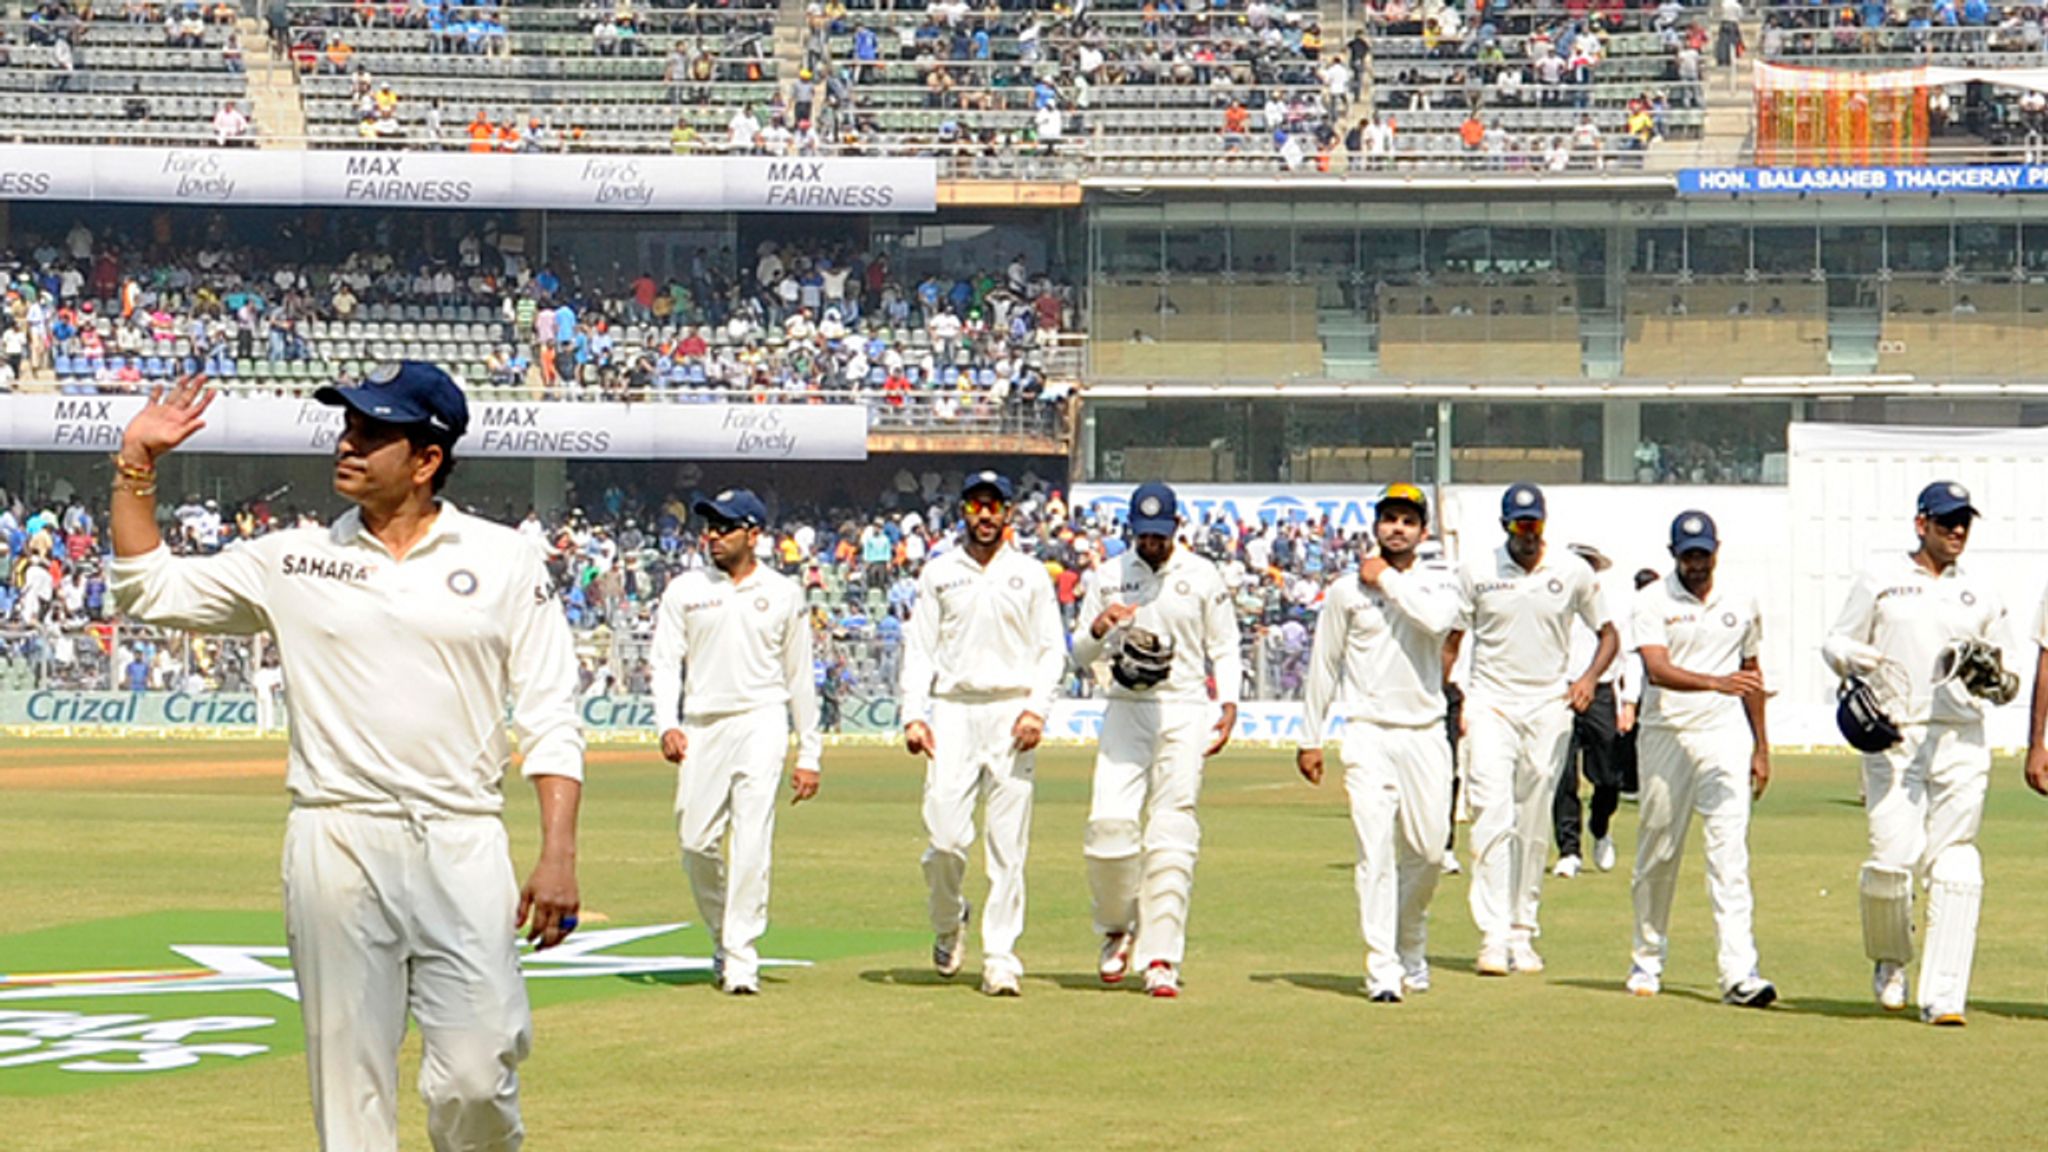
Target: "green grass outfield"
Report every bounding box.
[7,740,2048,1151]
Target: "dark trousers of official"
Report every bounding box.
[1554,683,1623,859]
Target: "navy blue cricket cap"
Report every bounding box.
[1669,510,1719,554]
[961,469,1014,501]
[314,360,470,441]
[1501,482,1546,522]
[1917,481,1980,520]
[694,487,769,529]
[1128,482,1179,535]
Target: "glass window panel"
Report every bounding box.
[1636,403,1792,485]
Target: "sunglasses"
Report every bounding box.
[1929,511,1973,532]
[963,497,1009,516]
[703,519,751,536]
[1506,518,1545,537]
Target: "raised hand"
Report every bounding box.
[122,375,214,465]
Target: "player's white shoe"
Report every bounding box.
[1625,966,1660,997]
[1723,975,1778,1009]
[1144,960,1180,999]
[981,969,1021,998]
[1401,959,1431,994]
[934,904,971,979]
[1873,962,1908,1012]
[1441,851,1462,875]
[1098,932,1133,985]
[1553,855,1582,879]
[1921,1006,1967,1027]
[1594,836,1617,873]
[1475,945,1511,977]
[1509,940,1545,974]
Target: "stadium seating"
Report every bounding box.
[0,14,250,145]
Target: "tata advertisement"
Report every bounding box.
[1070,484,1389,535]
[0,395,870,460]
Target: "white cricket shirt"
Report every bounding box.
[1632,573,1761,731]
[1457,544,1610,705]
[1071,545,1243,705]
[1300,561,1464,743]
[110,505,585,816]
[649,562,822,770]
[899,542,1067,722]
[1824,552,2010,725]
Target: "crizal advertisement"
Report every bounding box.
[0,396,870,460]
[0,144,937,214]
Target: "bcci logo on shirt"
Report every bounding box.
[1008,576,1025,590]
[753,597,771,613]
[1721,611,1738,628]
[1546,578,1564,595]
[1961,591,1977,607]
[446,569,479,597]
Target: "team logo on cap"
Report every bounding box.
[1514,489,1538,507]
[1949,484,1968,499]
[716,489,736,502]
[1139,496,1163,517]
[1682,517,1705,535]
[1722,611,1738,628]
[1547,578,1564,594]
[367,362,402,384]
[446,569,479,597]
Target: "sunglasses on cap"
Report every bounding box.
[1506,518,1545,538]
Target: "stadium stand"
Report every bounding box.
[287,0,778,148]
[0,2,252,145]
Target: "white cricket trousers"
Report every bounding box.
[1631,723,1760,991]
[1085,700,1212,970]
[1466,696,1573,951]
[283,806,530,1152]
[678,705,790,988]
[923,696,1036,981]
[1340,720,1451,995]
[1864,721,1988,883]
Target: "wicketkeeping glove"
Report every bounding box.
[1936,639,2020,706]
[1110,627,1175,691]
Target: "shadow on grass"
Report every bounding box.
[859,967,965,988]
[857,968,1147,994]
[1249,972,1365,1000]
[616,971,719,988]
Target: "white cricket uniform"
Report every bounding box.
[650,562,821,990]
[1300,560,1463,996]
[1630,573,1764,992]
[110,505,584,1152]
[1823,553,2009,1016]
[253,663,284,732]
[1457,545,1608,952]
[899,542,1066,982]
[1071,546,1242,970]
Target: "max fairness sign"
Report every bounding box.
[1677,165,2048,196]
[0,395,870,460]
[0,144,938,214]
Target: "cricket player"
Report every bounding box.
[109,366,583,1152]
[900,470,1065,996]
[650,487,821,996]
[1824,481,2012,1025]
[1447,482,1616,976]
[1071,482,1241,998]
[1297,484,1463,1002]
[1626,511,1776,1007]
[1553,545,1641,878]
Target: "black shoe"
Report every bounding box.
[1370,990,1402,1004]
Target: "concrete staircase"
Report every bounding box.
[240,17,307,148]
[1654,23,1758,170]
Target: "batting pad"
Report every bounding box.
[1859,863,1915,963]
[1918,845,1984,1016]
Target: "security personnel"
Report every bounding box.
[110,366,584,1152]
[1071,482,1241,998]
[1552,544,1642,877]
[651,487,822,996]
[1448,482,1617,977]
[1824,481,2010,1025]
[1298,483,1464,1002]
[900,470,1066,996]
